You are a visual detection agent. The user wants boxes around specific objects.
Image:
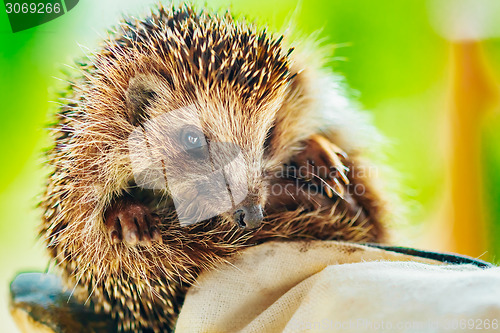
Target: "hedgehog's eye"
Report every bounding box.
[181,129,204,149]
[185,132,200,147]
[179,128,209,162]
[180,128,209,160]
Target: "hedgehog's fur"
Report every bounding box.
[40,4,388,332]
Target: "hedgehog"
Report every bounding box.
[40,4,389,332]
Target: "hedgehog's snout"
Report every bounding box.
[233,204,263,229]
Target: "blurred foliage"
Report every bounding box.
[1,0,500,330]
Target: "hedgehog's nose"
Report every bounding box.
[233,204,263,229]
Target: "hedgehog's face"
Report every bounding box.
[125,73,283,229]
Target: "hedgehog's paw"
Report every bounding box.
[292,134,350,200]
[104,197,162,246]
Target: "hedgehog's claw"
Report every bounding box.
[104,196,162,247]
[110,229,121,244]
[292,134,350,202]
[150,226,162,243]
[150,217,163,244]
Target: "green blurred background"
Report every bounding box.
[1,0,500,330]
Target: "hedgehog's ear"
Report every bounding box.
[125,74,158,126]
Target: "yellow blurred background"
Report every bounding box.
[1,0,500,331]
